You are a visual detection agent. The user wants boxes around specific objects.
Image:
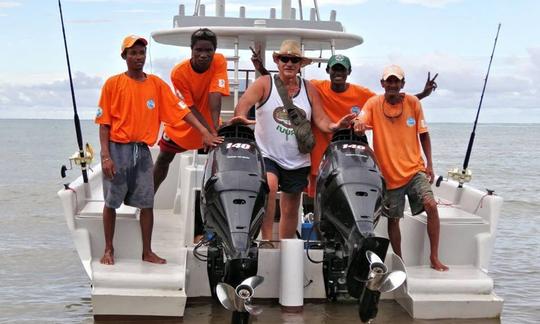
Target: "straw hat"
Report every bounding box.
[272,40,312,67]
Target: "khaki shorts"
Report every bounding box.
[382,172,434,219]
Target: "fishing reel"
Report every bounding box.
[60,143,94,179]
[447,168,472,185]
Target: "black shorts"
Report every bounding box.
[263,158,310,193]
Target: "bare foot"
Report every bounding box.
[142,251,167,264]
[430,257,449,272]
[100,249,114,265]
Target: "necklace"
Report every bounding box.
[382,97,403,121]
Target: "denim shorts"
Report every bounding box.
[102,142,154,209]
[382,172,434,219]
[263,158,310,193]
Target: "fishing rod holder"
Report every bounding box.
[448,168,472,184]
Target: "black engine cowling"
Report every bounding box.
[201,124,268,260]
[316,129,389,306]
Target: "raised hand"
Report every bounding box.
[250,45,270,76]
[423,72,438,97]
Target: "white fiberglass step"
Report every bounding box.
[92,259,185,290]
[405,265,493,294]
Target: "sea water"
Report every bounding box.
[0,120,538,323]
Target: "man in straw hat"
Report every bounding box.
[231,40,355,242]
[353,64,448,271]
[95,35,222,265]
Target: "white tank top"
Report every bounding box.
[255,75,312,170]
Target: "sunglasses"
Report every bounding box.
[193,29,216,37]
[278,56,302,64]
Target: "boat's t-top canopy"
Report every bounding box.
[151,0,363,51]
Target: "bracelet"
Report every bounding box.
[102,157,111,163]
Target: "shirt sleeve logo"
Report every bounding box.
[218,79,225,88]
[407,117,416,127]
[351,106,361,114]
[95,107,103,118]
[147,99,155,109]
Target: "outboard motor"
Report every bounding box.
[315,129,406,323]
[200,124,267,323]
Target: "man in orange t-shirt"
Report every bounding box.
[307,54,437,197]
[95,35,222,266]
[308,55,376,197]
[153,28,230,194]
[353,65,448,271]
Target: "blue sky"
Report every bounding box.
[0,0,539,122]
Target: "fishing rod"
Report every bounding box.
[448,23,501,187]
[58,0,91,184]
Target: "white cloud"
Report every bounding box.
[0,72,103,119]
[67,19,112,24]
[398,0,462,8]
[0,2,21,9]
[3,46,540,122]
[114,9,160,14]
[317,0,369,5]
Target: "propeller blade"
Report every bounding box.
[378,270,407,293]
[240,275,264,290]
[244,301,263,316]
[216,283,238,311]
[366,250,383,264]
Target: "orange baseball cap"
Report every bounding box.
[382,64,405,81]
[121,35,148,54]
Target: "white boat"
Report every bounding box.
[58,0,503,321]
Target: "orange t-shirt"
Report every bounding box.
[95,73,190,146]
[305,80,375,197]
[164,53,230,150]
[360,94,428,189]
[310,80,376,175]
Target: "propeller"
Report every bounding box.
[216,275,264,315]
[365,251,406,293]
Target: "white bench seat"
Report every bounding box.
[412,205,485,224]
[78,201,138,218]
